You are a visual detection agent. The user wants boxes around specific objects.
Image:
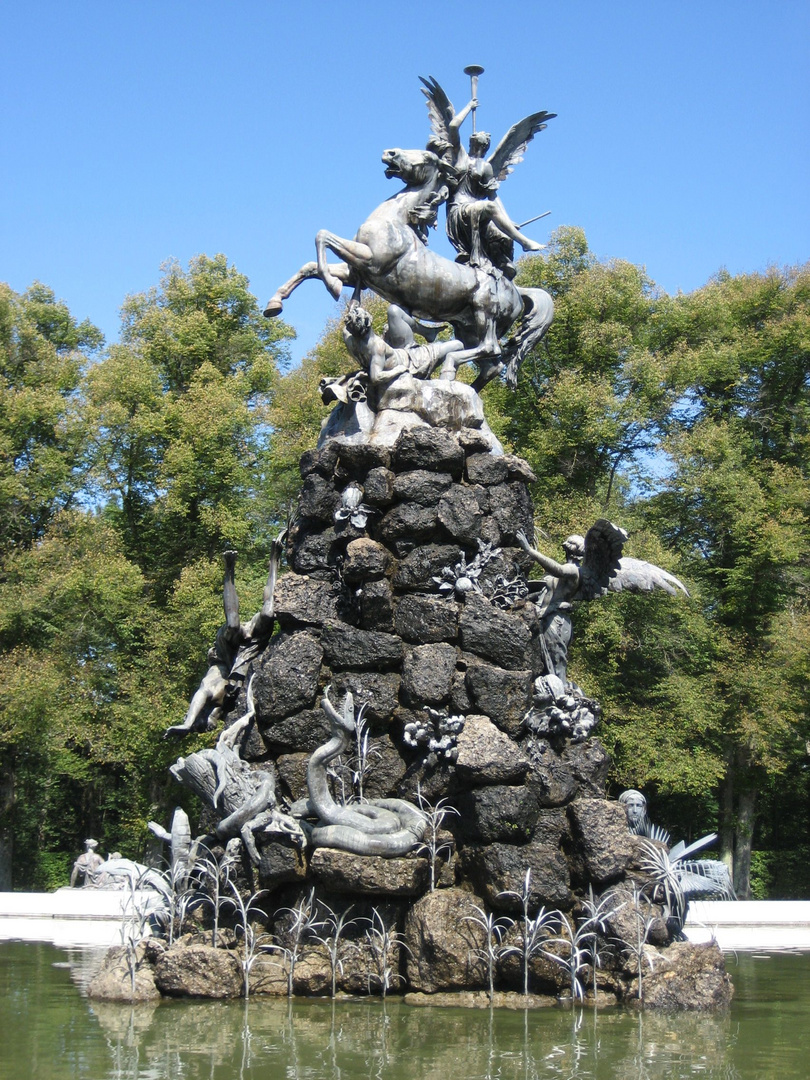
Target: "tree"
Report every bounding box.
[85,255,295,594]
[646,265,810,895]
[0,282,102,552]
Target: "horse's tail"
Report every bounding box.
[502,287,554,390]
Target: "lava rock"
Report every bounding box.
[401,643,458,706]
[275,575,340,626]
[379,503,439,544]
[567,799,635,886]
[403,887,488,993]
[487,481,535,542]
[392,428,465,475]
[252,632,324,722]
[464,660,533,737]
[258,837,307,888]
[291,525,340,577]
[298,472,340,521]
[395,594,459,643]
[463,816,573,911]
[454,784,542,843]
[362,467,396,506]
[342,538,392,582]
[320,620,403,670]
[264,707,332,753]
[358,578,395,632]
[454,714,530,787]
[465,453,509,486]
[459,594,533,670]
[524,738,579,807]
[437,486,483,543]
[154,943,243,998]
[275,753,309,803]
[336,442,391,477]
[309,849,429,895]
[393,470,454,506]
[393,544,461,590]
[332,671,401,723]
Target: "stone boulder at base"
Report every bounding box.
[154,943,243,998]
[404,887,488,993]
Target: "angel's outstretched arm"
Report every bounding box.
[516,530,577,580]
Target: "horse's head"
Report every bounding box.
[382,147,440,188]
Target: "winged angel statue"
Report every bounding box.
[264,74,556,392]
[517,520,689,684]
[419,75,554,278]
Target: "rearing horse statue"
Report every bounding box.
[264,148,553,390]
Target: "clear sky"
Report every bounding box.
[2,1,808,362]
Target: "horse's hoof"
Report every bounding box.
[263,298,283,317]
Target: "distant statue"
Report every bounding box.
[70,838,104,887]
[165,534,285,737]
[516,520,689,684]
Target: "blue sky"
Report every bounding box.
[2,1,808,362]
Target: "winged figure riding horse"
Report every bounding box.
[264,74,556,391]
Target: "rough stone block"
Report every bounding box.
[454,713,530,787]
[392,470,454,506]
[264,707,331,753]
[275,752,309,803]
[392,544,461,590]
[275,574,340,626]
[395,593,459,643]
[462,820,573,912]
[633,942,733,1010]
[464,659,533,737]
[567,798,634,886]
[362,467,396,506]
[459,593,533,670]
[465,453,509,486]
[332,671,401,723]
[252,632,323,722]
[358,578,395,632]
[336,442,391,476]
[154,944,243,998]
[524,738,579,807]
[299,442,339,479]
[309,848,429,895]
[359,734,409,799]
[404,887,488,992]
[454,784,542,843]
[502,454,537,483]
[258,837,307,888]
[298,472,340,521]
[401,643,458,706]
[437,486,483,543]
[488,481,535,542]
[321,620,403,670]
[379,503,438,544]
[392,428,465,475]
[342,537,392,582]
[291,525,340,576]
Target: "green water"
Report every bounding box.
[2,943,809,1079]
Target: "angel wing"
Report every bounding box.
[488,110,557,182]
[419,75,457,147]
[579,518,689,600]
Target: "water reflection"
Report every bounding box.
[84,995,750,1080]
[3,944,808,1080]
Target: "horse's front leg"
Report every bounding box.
[265,261,354,317]
[316,230,373,301]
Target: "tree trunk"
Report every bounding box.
[718,749,735,882]
[0,763,14,890]
[734,786,756,900]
